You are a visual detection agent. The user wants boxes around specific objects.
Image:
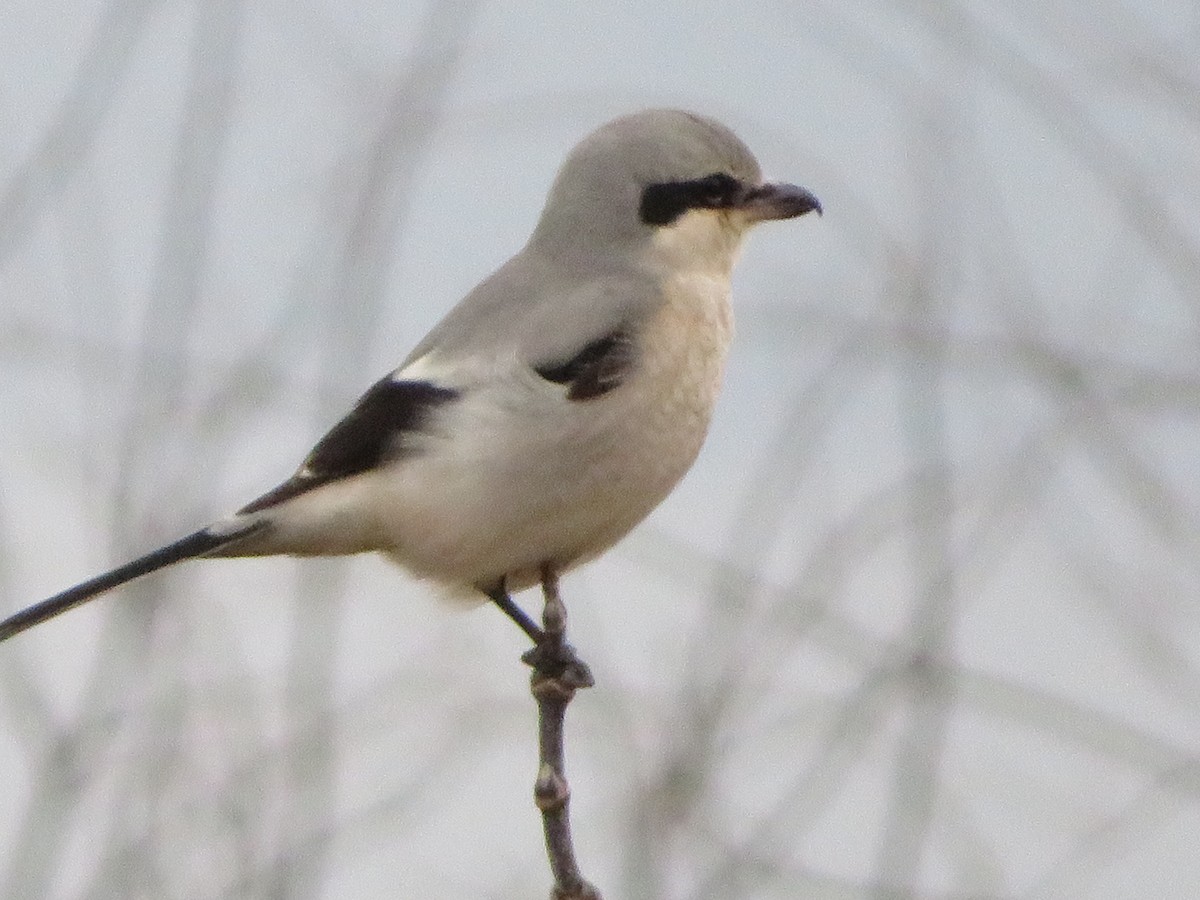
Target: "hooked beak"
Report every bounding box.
[737,182,822,222]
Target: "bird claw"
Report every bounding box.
[522,639,594,690]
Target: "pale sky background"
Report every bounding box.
[1,2,1198,898]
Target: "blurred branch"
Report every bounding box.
[0,0,159,262]
[2,0,247,893]
[870,95,963,894]
[523,569,601,900]
[894,0,1200,316]
[1026,760,1197,898]
[273,0,485,892]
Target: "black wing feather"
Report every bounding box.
[533,330,634,401]
[240,378,458,513]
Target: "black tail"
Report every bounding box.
[0,523,263,642]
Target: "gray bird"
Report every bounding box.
[1,108,820,645]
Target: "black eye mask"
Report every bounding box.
[638,172,744,226]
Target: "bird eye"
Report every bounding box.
[697,173,740,206]
[639,172,744,226]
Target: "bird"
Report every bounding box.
[0,108,820,647]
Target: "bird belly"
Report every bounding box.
[378,274,734,594]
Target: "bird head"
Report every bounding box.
[529,109,820,276]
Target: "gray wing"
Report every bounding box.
[401,249,657,382]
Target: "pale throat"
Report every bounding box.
[645,209,747,279]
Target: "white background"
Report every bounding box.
[1,1,1198,897]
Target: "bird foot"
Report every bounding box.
[520,565,594,689]
[522,638,594,689]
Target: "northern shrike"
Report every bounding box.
[1,108,820,644]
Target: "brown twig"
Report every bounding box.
[520,565,601,900]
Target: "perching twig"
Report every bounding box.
[520,565,601,900]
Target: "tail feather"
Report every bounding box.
[0,522,265,642]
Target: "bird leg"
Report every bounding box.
[484,579,545,644]
[483,573,594,687]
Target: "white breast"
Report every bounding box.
[374,271,735,594]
